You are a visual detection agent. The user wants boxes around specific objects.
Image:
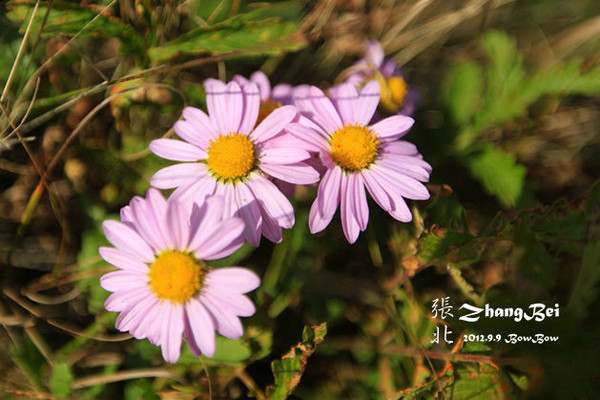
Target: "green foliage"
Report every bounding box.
[50,361,73,398]
[444,30,600,207]
[7,1,145,56]
[267,323,327,400]
[464,144,527,208]
[147,3,306,63]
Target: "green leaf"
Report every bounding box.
[147,9,306,63]
[464,144,526,208]
[450,364,518,399]
[50,361,73,398]
[7,2,145,56]
[177,336,252,365]
[443,60,483,125]
[266,323,327,400]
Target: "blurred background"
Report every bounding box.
[1,0,599,398]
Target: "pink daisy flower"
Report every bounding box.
[99,189,260,363]
[287,81,431,243]
[149,79,319,246]
[344,40,420,116]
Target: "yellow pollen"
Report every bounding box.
[257,98,282,126]
[207,132,256,183]
[376,76,408,114]
[148,250,204,304]
[329,124,379,172]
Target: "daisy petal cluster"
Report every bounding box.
[288,81,431,243]
[99,40,432,363]
[344,40,420,116]
[99,189,260,363]
[149,79,319,246]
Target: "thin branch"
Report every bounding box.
[0,0,40,104]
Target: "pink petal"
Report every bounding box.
[381,140,419,156]
[329,83,357,125]
[182,107,219,141]
[205,79,243,134]
[115,295,156,334]
[150,163,208,189]
[160,305,184,363]
[250,71,272,100]
[355,81,380,125]
[365,40,384,67]
[184,298,216,357]
[247,174,294,229]
[105,287,149,312]
[371,164,430,200]
[340,175,361,243]
[361,170,392,212]
[239,82,260,135]
[285,122,329,152]
[129,298,161,340]
[99,247,149,273]
[171,175,217,207]
[149,138,206,161]
[200,295,244,339]
[388,194,412,222]
[259,147,311,164]
[202,288,256,317]
[251,105,297,144]
[187,196,225,251]
[378,157,431,182]
[309,167,342,233]
[350,173,369,230]
[102,220,154,263]
[193,218,245,260]
[174,120,211,149]
[166,197,190,250]
[234,183,262,247]
[258,207,283,243]
[272,84,293,105]
[205,267,261,294]
[129,191,170,251]
[100,270,148,292]
[307,86,343,133]
[260,162,319,185]
[370,116,414,139]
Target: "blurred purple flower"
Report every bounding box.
[344,40,420,117]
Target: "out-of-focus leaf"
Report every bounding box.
[147,10,306,63]
[567,181,600,320]
[50,361,73,398]
[450,364,517,399]
[177,336,252,365]
[464,144,526,208]
[513,229,557,289]
[7,2,145,56]
[418,230,477,266]
[267,323,327,400]
[10,339,44,389]
[443,60,483,125]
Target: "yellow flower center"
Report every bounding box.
[257,98,282,126]
[329,124,379,172]
[207,132,256,183]
[148,250,205,304]
[376,76,408,114]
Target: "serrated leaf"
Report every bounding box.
[450,364,517,399]
[147,14,305,63]
[266,323,327,400]
[50,362,73,398]
[7,2,145,56]
[464,144,526,208]
[418,230,477,266]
